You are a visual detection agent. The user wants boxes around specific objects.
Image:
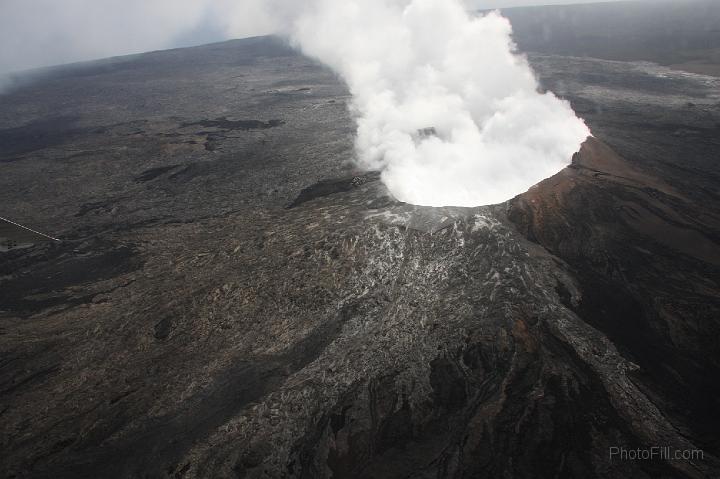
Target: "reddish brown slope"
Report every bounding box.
[509,137,720,454]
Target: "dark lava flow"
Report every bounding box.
[1,19,719,479]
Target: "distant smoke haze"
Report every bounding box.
[0,0,280,76]
[1,0,591,206]
[0,0,630,77]
[473,0,628,8]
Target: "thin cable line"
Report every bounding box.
[0,216,61,242]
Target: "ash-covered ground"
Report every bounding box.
[1,8,720,479]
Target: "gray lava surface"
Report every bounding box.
[1,31,719,479]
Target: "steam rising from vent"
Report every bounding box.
[0,0,590,206]
[291,0,590,206]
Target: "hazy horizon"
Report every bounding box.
[0,0,649,78]
[471,0,627,7]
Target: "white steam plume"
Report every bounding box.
[0,0,590,207]
[291,0,590,206]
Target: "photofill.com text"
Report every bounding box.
[609,446,704,461]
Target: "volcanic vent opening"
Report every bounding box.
[291,0,591,207]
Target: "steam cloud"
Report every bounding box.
[0,0,590,207]
[292,0,590,206]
